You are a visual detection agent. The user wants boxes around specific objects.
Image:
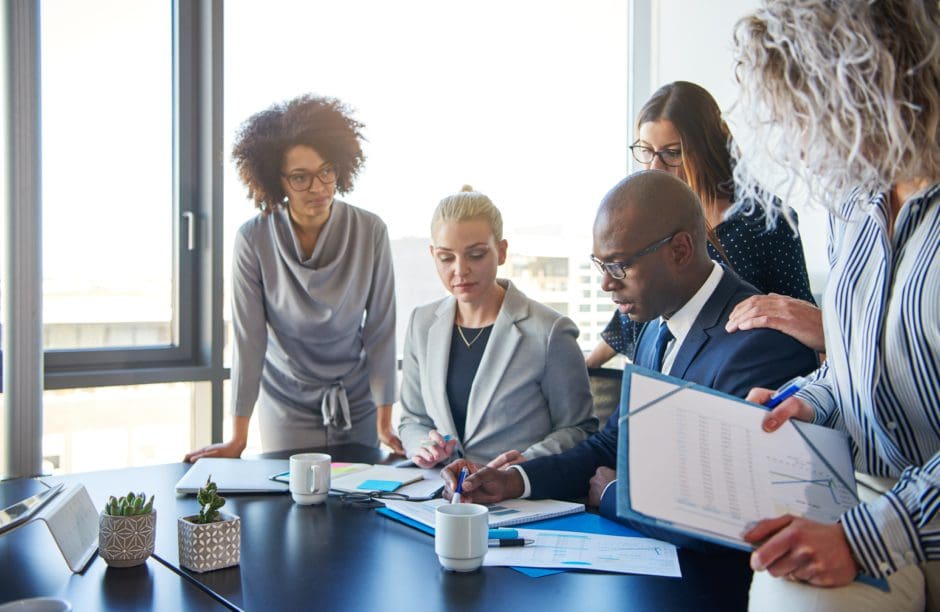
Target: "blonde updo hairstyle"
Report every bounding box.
[430,185,504,243]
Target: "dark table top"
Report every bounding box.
[0,479,229,611]
[24,444,750,612]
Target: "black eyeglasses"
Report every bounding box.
[629,143,683,168]
[281,165,337,191]
[590,233,676,280]
[337,487,444,509]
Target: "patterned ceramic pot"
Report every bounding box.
[178,512,241,573]
[98,511,156,568]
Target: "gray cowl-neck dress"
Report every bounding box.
[230,199,396,450]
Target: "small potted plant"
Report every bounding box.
[177,476,240,573]
[98,491,156,568]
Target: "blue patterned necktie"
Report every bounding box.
[651,320,674,372]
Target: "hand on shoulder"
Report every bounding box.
[726,294,825,352]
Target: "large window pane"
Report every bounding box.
[43,382,206,474]
[40,0,174,350]
[223,1,628,367]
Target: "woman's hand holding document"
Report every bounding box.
[617,369,858,552]
[746,379,816,433]
[740,382,862,586]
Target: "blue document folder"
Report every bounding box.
[616,366,858,552]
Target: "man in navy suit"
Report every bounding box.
[441,170,818,542]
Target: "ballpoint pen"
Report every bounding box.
[451,466,469,504]
[764,376,809,409]
[488,538,534,548]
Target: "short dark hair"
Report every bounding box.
[637,81,733,219]
[231,95,366,213]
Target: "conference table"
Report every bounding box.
[1,444,752,611]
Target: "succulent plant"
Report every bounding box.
[194,476,226,524]
[104,491,154,516]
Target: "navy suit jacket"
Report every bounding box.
[522,269,818,543]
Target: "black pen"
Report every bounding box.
[488,538,534,547]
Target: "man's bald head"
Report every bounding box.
[592,170,714,322]
[594,170,708,249]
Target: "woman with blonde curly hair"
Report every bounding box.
[732,1,940,610]
[186,94,403,460]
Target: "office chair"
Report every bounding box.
[587,367,623,424]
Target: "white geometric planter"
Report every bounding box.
[177,512,241,573]
[98,511,156,568]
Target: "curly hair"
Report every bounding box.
[731,0,940,219]
[637,81,734,220]
[431,185,504,242]
[231,95,366,212]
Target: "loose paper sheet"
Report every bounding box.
[482,528,680,577]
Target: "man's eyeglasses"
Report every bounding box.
[282,165,337,191]
[590,233,676,280]
[629,143,683,168]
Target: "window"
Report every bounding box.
[43,383,208,474]
[41,0,176,352]
[224,1,628,362]
[3,1,225,476]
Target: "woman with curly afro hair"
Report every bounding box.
[186,94,403,460]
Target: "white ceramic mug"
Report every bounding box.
[289,453,331,505]
[434,503,489,572]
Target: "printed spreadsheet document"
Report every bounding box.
[624,370,857,548]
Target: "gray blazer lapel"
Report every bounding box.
[463,280,525,442]
[427,299,459,436]
[669,272,736,378]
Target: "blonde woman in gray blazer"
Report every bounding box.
[399,187,597,468]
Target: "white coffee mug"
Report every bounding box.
[289,453,331,505]
[434,503,489,572]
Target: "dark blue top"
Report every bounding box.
[601,200,815,357]
[446,325,493,441]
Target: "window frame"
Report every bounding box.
[31,1,224,397]
[3,1,226,439]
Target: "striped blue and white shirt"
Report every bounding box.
[798,183,940,579]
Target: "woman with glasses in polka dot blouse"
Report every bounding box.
[585,81,820,369]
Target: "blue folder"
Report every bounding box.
[615,365,887,591]
[377,506,645,577]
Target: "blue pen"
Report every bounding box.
[764,376,809,409]
[452,467,469,504]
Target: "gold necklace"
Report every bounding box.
[456,325,487,349]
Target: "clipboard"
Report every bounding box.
[615,365,858,551]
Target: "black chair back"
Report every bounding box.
[587,367,623,424]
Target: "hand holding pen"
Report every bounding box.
[440,459,523,504]
[451,467,469,504]
[745,375,816,433]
